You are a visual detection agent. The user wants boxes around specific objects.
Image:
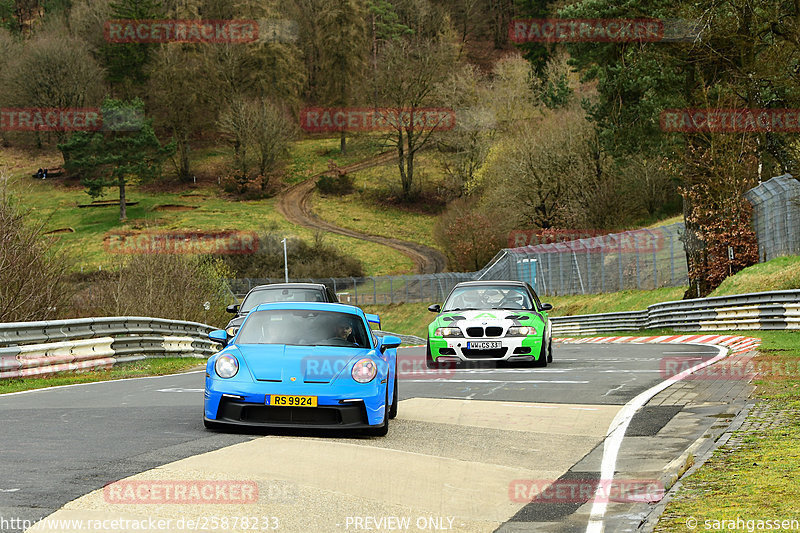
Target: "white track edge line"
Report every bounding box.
[584,343,730,533]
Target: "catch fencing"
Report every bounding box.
[229,223,689,303]
[228,273,476,305]
[745,174,800,262]
[551,290,800,335]
[0,317,219,380]
[478,223,687,296]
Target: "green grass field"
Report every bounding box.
[2,139,415,276]
[311,152,445,251]
[711,255,800,296]
[285,135,387,185]
[0,357,204,395]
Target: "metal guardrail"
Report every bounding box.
[0,317,219,380]
[373,330,425,346]
[550,311,648,335]
[551,290,800,335]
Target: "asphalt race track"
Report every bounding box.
[0,342,753,533]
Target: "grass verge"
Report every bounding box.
[710,255,800,296]
[0,357,205,395]
[361,303,431,340]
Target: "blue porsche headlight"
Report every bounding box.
[352,358,377,383]
[215,354,239,378]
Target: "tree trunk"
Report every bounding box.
[681,190,709,298]
[119,175,127,221]
[178,132,191,182]
[405,148,415,199]
[396,129,407,196]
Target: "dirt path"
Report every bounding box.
[277,151,448,274]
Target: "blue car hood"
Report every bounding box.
[236,344,374,383]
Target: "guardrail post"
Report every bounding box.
[670,232,676,285]
[618,235,624,292]
[635,233,641,289]
[648,229,657,289]
[586,245,592,294]
[351,277,358,304]
[600,246,605,292]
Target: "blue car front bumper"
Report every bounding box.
[204,376,387,429]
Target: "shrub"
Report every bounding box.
[215,229,364,279]
[74,254,234,328]
[316,161,354,195]
[220,174,280,200]
[434,198,506,272]
[0,183,73,322]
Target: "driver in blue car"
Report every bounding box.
[334,321,354,342]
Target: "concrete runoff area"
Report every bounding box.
[26,399,621,532]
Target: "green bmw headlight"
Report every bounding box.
[506,326,536,337]
[434,327,463,337]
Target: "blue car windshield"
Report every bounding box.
[240,288,326,312]
[236,310,370,348]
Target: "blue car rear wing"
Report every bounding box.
[365,313,381,330]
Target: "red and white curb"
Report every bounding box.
[555,334,760,356]
[405,335,762,354]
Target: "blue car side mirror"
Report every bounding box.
[380,335,402,352]
[209,330,228,344]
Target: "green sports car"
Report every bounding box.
[426,281,553,368]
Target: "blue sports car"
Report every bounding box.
[204,302,401,436]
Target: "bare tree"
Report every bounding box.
[0,29,19,146]
[1,26,104,155]
[148,45,214,182]
[68,0,113,51]
[479,107,619,231]
[217,96,296,180]
[434,63,496,198]
[251,99,297,178]
[375,36,457,200]
[486,52,541,131]
[217,97,255,178]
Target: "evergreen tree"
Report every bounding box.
[100,0,164,92]
[59,99,175,221]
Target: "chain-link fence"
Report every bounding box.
[228,273,477,305]
[228,223,689,303]
[478,222,688,296]
[745,174,800,262]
